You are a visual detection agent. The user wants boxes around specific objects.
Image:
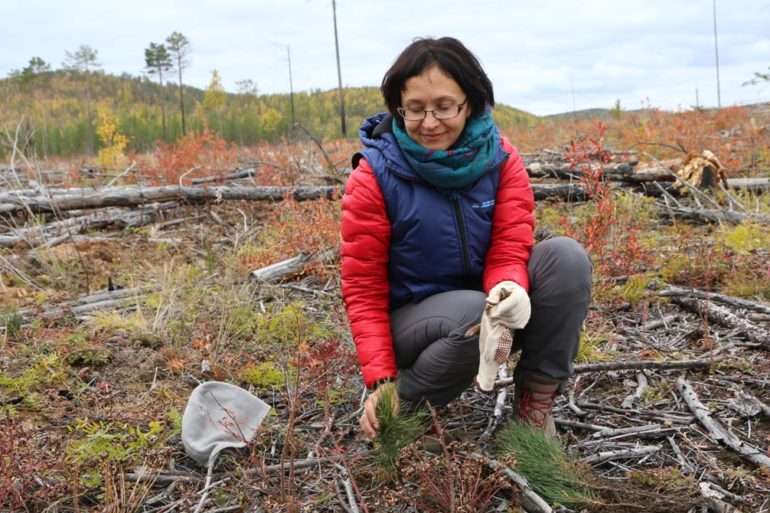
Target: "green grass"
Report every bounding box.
[496,423,593,507]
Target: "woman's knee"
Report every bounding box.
[529,237,592,300]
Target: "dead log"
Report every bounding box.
[659,285,770,315]
[659,205,770,225]
[0,185,342,215]
[0,203,177,248]
[251,249,337,282]
[526,161,637,181]
[13,286,155,324]
[0,183,596,217]
[677,377,770,469]
[726,177,770,193]
[190,168,257,185]
[532,183,587,202]
[672,297,770,348]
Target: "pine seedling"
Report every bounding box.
[374,384,427,479]
[496,423,593,507]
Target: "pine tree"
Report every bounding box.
[63,45,102,154]
[144,42,174,140]
[165,32,191,135]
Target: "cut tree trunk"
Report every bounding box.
[0,185,341,215]
[0,203,177,248]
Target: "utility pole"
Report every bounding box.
[332,0,347,136]
[713,0,722,108]
[696,87,700,110]
[287,45,295,130]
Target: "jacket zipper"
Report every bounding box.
[451,195,471,277]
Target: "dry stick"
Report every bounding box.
[699,482,745,513]
[295,124,338,175]
[621,371,648,409]
[333,463,361,513]
[591,423,663,440]
[126,455,351,485]
[190,167,257,185]
[428,404,456,513]
[465,452,552,513]
[673,297,770,348]
[480,364,509,444]
[251,248,337,282]
[738,390,770,418]
[495,357,721,387]
[676,376,770,469]
[659,285,770,315]
[581,444,661,465]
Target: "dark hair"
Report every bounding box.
[380,37,495,121]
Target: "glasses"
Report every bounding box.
[397,99,468,122]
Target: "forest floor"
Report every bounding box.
[1,107,770,512]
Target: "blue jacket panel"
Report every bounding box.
[354,113,509,309]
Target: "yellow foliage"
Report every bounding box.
[96,103,128,170]
[203,70,226,112]
[719,222,770,255]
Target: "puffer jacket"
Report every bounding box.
[341,113,535,388]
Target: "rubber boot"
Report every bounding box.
[512,370,560,439]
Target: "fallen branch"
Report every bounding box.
[659,285,770,315]
[190,168,257,185]
[0,203,177,248]
[250,248,337,282]
[465,452,552,513]
[496,357,720,387]
[677,376,770,469]
[673,297,770,348]
[621,371,648,409]
[659,205,770,225]
[581,444,661,465]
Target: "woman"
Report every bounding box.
[340,37,592,439]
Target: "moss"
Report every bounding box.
[719,221,770,255]
[0,353,67,397]
[239,362,285,389]
[66,418,167,466]
[576,330,612,364]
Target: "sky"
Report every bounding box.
[2,0,770,116]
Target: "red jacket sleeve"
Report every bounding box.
[483,138,536,293]
[340,159,397,388]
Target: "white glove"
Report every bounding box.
[476,281,531,391]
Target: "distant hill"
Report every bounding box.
[0,70,537,158]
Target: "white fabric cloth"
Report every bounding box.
[182,381,270,468]
[476,281,531,391]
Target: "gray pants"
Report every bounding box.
[391,237,592,407]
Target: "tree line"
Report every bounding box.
[0,33,537,160]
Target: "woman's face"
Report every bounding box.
[400,65,471,151]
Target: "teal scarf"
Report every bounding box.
[392,109,500,189]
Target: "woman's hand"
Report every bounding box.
[359,381,399,439]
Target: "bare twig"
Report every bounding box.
[465,452,552,513]
[581,444,661,465]
[677,376,770,469]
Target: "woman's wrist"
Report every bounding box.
[370,376,396,391]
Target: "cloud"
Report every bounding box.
[1,0,768,116]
